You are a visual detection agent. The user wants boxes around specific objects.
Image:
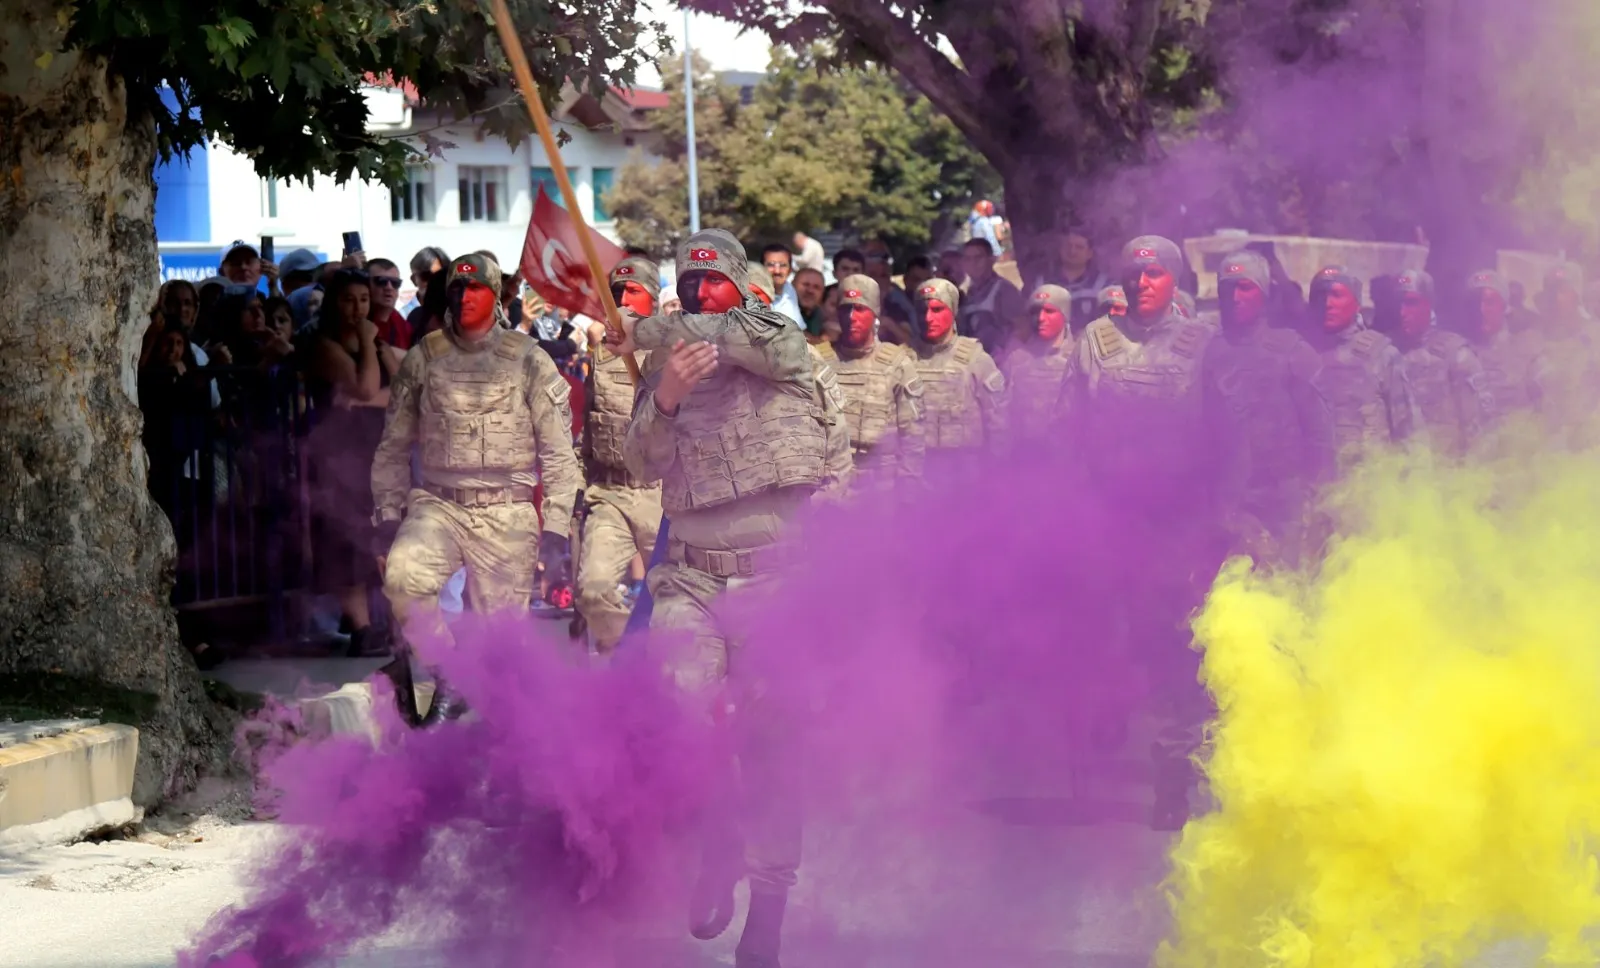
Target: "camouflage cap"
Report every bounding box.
[448,253,501,290]
[610,256,661,301]
[1311,264,1364,304]
[913,277,961,316]
[746,265,776,303]
[1394,268,1435,299]
[836,274,881,315]
[676,228,751,305]
[1097,284,1128,310]
[1544,261,1584,294]
[1217,250,1272,293]
[1464,269,1509,302]
[1120,235,1184,275]
[1028,284,1073,317]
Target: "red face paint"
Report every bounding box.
[1478,287,1507,336]
[697,272,743,313]
[1135,265,1176,318]
[1224,278,1266,330]
[458,282,498,338]
[839,305,877,346]
[1035,304,1067,341]
[1323,282,1359,332]
[921,299,955,341]
[618,280,654,317]
[1399,292,1432,340]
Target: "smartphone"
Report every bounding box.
[259,235,275,263]
[342,231,363,256]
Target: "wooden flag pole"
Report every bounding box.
[487,0,641,384]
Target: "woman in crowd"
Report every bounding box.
[306,269,396,657]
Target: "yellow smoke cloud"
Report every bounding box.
[1160,427,1600,967]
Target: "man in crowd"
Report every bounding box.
[901,255,934,297]
[372,253,583,727]
[829,275,925,492]
[1200,251,1332,563]
[1391,269,1490,457]
[367,258,411,355]
[793,267,828,340]
[792,230,826,275]
[1464,269,1547,424]
[862,239,916,345]
[404,246,449,316]
[908,277,1008,481]
[573,256,663,654]
[833,248,866,283]
[1067,236,1218,831]
[936,249,963,284]
[220,240,280,294]
[958,238,1025,356]
[760,244,803,326]
[1304,265,1418,465]
[998,284,1077,448]
[615,228,843,968]
[967,199,1001,255]
[278,248,322,296]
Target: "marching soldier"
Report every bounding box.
[1391,269,1491,457]
[1463,268,1547,424]
[908,277,1007,481]
[1304,264,1419,466]
[998,284,1077,449]
[372,254,583,726]
[829,275,925,492]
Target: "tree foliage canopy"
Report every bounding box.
[607,45,999,260]
[67,0,666,186]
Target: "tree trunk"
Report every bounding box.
[1001,150,1077,291]
[1,0,228,805]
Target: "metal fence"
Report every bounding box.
[146,364,318,645]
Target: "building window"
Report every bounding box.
[532,166,560,204]
[391,166,434,222]
[459,166,509,222]
[262,179,279,218]
[592,167,615,221]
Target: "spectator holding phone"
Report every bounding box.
[367,258,410,371]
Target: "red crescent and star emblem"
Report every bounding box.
[845,289,861,299]
[616,265,633,275]
[457,262,477,273]
[1137,248,1156,259]
[690,248,717,261]
[920,285,937,296]
[1227,264,1243,274]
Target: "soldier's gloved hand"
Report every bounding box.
[538,532,572,604]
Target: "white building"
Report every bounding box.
[155,83,667,289]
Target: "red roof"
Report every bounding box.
[613,86,668,110]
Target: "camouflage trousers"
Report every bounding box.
[574,482,662,653]
[648,545,802,896]
[383,489,540,647]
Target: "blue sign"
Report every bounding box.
[159,249,329,293]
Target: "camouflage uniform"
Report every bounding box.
[1202,252,1333,559]
[1392,270,1491,457]
[574,256,664,653]
[374,255,582,635]
[1536,264,1600,438]
[1068,236,1219,831]
[1466,270,1546,423]
[1305,266,1419,466]
[909,277,1007,478]
[830,275,926,491]
[998,284,1076,447]
[623,229,840,949]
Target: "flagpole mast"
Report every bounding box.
[487,0,640,384]
[683,8,701,234]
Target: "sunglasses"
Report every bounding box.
[371,277,402,288]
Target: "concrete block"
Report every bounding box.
[0,724,140,848]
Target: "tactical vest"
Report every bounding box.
[1402,330,1469,446]
[1003,341,1072,440]
[1083,317,1211,399]
[916,337,986,450]
[1475,330,1538,420]
[1206,328,1313,484]
[834,343,904,453]
[418,329,543,474]
[586,347,651,486]
[1316,329,1392,455]
[659,366,828,514]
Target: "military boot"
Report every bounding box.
[734,890,788,968]
[688,830,745,940]
[419,678,470,730]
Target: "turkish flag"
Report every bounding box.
[519,184,627,323]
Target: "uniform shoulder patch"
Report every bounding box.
[1089,322,1127,360]
[982,369,1006,394]
[544,378,571,406]
[421,329,451,361]
[815,364,847,413]
[874,342,906,365]
[1351,330,1387,357]
[1170,321,1214,359]
[494,328,535,362]
[952,337,979,366]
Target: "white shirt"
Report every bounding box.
[772,282,803,327]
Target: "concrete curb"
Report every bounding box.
[0,724,141,848]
